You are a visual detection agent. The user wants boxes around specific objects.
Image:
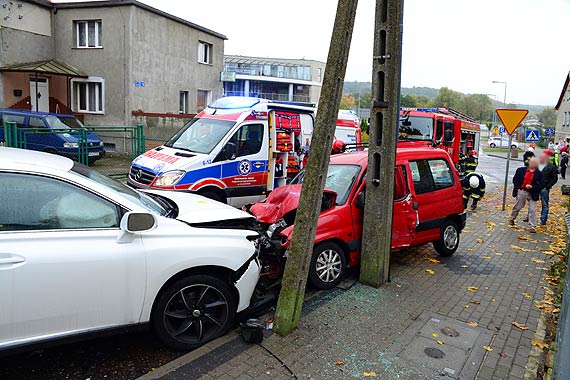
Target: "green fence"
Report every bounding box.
[2,121,146,178]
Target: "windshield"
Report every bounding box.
[291,164,361,205]
[70,164,169,216]
[45,116,84,130]
[165,118,236,154]
[399,116,434,141]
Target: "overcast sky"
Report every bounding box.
[68,0,569,106]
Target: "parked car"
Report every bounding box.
[488,136,519,149]
[0,110,105,164]
[248,142,466,289]
[0,148,261,352]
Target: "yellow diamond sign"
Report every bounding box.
[496,109,529,135]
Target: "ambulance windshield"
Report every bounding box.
[399,116,434,141]
[166,118,236,154]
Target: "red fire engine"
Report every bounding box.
[399,108,480,174]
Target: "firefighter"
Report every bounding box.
[462,172,486,211]
[523,147,535,166]
[465,150,478,175]
[332,140,345,155]
[458,151,467,175]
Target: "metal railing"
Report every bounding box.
[224,91,310,103]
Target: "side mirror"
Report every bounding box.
[412,202,419,211]
[120,212,157,233]
[223,142,237,160]
[355,191,366,209]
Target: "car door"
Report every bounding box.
[0,172,146,348]
[391,165,417,249]
[221,123,268,202]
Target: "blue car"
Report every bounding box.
[0,110,105,164]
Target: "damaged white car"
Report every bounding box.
[0,148,261,352]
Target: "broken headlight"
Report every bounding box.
[267,218,288,238]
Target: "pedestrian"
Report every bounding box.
[538,152,559,225]
[464,150,478,174]
[561,152,569,179]
[509,158,545,233]
[548,141,554,150]
[461,172,486,211]
[553,149,560,168]
[523,147,535,167]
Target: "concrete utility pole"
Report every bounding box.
[273,0,359,336]
[359,0,404,287]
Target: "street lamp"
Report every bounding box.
[492,80,508,108]
[486,93,498,137]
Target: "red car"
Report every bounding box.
[249,142,466,289]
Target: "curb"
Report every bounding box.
[485,153,523,162]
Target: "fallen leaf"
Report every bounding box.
[471,301,481,305]
[437,340,445,345]
[543,251,555,256]
[467,321,478,327]
[467,286,479,292]
[461,265,469,268]
[335,361,345,366]
[499,352,507,358]
[476,238,484,244]
[483,346,493,352]
[517,236,530,241]
[432,332,439,337]
[363,372,377,377]
[523,293,532,299]
[464,304,470,309]
[425,269,435,275]
[426,258,440,263]
[512,322,529,330]
[531,258,546,264]
[530,339,549,350]
[482,256,491,260]
[495,252,503,256]
[467,248,475,252]
[492,298,496,302]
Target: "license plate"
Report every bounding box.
[88,152,100,157]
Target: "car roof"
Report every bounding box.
[0,109,76,118]
[0,147,74,172]
[330,144,451,166]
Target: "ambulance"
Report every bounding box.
[335,110,363,150]
[128,97,316,206]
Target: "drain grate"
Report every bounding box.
[424,347,445,359]
[441,326,460,337]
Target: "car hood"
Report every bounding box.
[132,146,207,175]
[249,185,338,224]
[143,189,254,225]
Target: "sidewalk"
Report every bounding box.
[144,191,564,380]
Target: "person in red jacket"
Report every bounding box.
[509,158,545,233]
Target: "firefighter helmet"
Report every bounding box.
[469,175,480,189]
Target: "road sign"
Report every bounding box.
[498,126,506,134]
[546,128,555,136]
[496,109,529,135]
[525,129,540,142]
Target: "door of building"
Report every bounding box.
[29,78,49,112]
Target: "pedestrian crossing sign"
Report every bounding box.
[496,109,529,135]
[525,129,540,143]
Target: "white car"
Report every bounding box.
[0,148,261,352]
[488,137,520,149]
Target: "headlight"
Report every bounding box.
[63,142,79,148]
[154,170,186,187]
[99,141,104,147]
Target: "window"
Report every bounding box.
[317,68,322,82]
[409,159,455,194]
[29,117,46,128]
[427,159,454,190]
[291,164,361,205]
[197,90,210,112]
[394,166,409,200]
[179,91,189,114]
[72,77,104,114]
[227,124,264,158]
[0,113,25,129]
[75,20,102,48]
[198,41,212,64]
[0,172,119,232]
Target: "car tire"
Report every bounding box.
[152,275,237,351]
[433,220,460,257]
[199,190,225,203]
[489,143,496,148]
[308,242,346,290]
[511,145,517,149]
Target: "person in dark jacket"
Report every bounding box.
[464,150,478,174]
[509,158,545,232]
[561,152,569,179]
[539,152,559,225]
[523,147,535,167]
[461,172,486,211]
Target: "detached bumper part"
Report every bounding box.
[235,259,261,312]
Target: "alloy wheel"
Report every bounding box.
[443,225,459,250]
[315,249,342,283]
[163,284,229,345]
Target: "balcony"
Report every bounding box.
[224,91,310,103]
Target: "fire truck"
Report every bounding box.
[399,107,480,174]
[128,97,363,206]
[335,110,362,150]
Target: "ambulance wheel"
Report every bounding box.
[489,143,496,148]
[433,220,460,257]
[199,190,225,204]
[308,242,346,290]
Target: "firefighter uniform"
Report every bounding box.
[465,154,478,175]
[462,172,486,210]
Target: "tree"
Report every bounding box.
[400,94,417,107]
[537,107,557,127]
[358,92,372,109]
[461,94,493,122]
[431,87,462,109]
[339,94,357,110]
